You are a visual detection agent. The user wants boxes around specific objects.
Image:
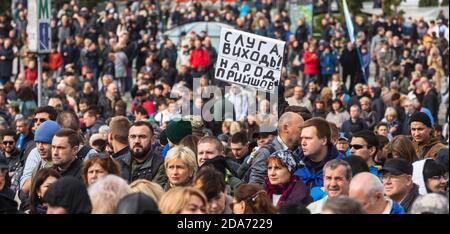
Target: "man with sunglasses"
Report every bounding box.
[381,158,420,213]
[349,130,382,177]
[0,130,22,192]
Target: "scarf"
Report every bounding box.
[265,176,300,207]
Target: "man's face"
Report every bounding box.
[377,126,388,136]
[301,126,326,158]
[349,137,371,162]
[197,143,220,166]
[36,142,52,160]
[360,100,369,111]
[16,121,28,135]
[383,172,412,200]
[79,103,88,114]
[257,135,273,147]
[355,87,363,96]
[128,126,152,156]
[83,113,95,127]
[350,106,360,119]
[33,112,50,131]
[2,136,16,154]
[230,142,248,160]
[324,166,350,197]
[52,136,76,167]
[294,87,303,99]
[410,122,431,143]
[208,191,226,214]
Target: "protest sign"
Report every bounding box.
[215,28,285,93]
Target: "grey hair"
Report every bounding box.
[88,174,131,214]
[323,159,353,180]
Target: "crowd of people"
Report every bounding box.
[0,0,449,214]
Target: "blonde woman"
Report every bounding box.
[159,187,208,214]
[164,146,198,191]
[130,179,165,202]
[381,107,401,137]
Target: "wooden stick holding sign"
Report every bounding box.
[214,28,285,93]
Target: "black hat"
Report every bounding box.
[409,112,432,128]
[381,158,413,176]
[116,193,160,214]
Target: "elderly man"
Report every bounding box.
[307,159,352,213]
[381,158,421,213]
[286,86,313,112]
[349,172,405,214]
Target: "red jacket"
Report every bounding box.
[189,48,209,68]
[130,98,155,116]
[303,51,319,75]
[25,68,37,84]
[47,52,63,71]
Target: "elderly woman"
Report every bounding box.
[381,107,401,138]
[264,150,312,207]
[326,99,350,129]
[88,174,131,214]
[159,187,208,214]
[81,153,121,186]
[163,146,198,191]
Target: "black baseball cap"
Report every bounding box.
[381,158,413,176]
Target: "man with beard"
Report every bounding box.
[117,121,164,184]
[0,130,22,192]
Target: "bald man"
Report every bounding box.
[248,112,304,185]
[349,172,405,214]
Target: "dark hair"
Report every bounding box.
[234,184,277,214]
[343,155,370,176]
[193,166,226,200]
[1,129,17,141]
[79,98,90,105]
[81,154,121,185]
[323,196,364,214]
[57,110,81,131]
[134,105,148,117]
[54,128,80,148]
[351,130,379,149]
[91,138,108,152]
[284,106,312,121]
[278,203,311,214]
[179,135,200,156]
[29,168,61,214]
[423,159,447,182]
[34,106,58,120]
[109,116,131,144]
[132,121,154,136]
[84,109,97,119]
[230,131,248,145]
[376,122,388,130]
[302,117,332,145]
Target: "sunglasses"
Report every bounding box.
[34,118,48,123]
[2,141,15,145]
[349,144,366,150]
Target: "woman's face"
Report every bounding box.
[332,102,340,111]
[87,162,108,186]
[166,159,192,187]
[386,114,395,122]
[426,174,448,193]
[267,161,291,185]
[179,195,207,214]
[38,176,58,199]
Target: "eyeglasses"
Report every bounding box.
[381,174,408,181]
[33,118,48,123]
[2,141,15,145]
[429,174,449,180]
[349,144,366,150]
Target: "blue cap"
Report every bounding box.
[34,120,60,143]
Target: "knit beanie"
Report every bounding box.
[165,118,192,145]
[409,112,432,128]
[34,120,60,143]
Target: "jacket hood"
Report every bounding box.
[412,159,429,195]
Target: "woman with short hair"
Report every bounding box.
[81,153,121,186]
[164,146,198,191]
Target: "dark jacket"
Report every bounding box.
[0,45,14,78]
[422,89,439,122]
[112,146,131,159]
[54,158,83,181]
[294,144,344,190]
[249,137,287,185]
[400,183,421,213]
[97,94,119,120]
[371,87,385,122]
[340,118,369,138]
[117,145,164,183]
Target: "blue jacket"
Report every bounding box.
[391,200,405,214]
[319,51,337,75]
[294,144,344,191]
